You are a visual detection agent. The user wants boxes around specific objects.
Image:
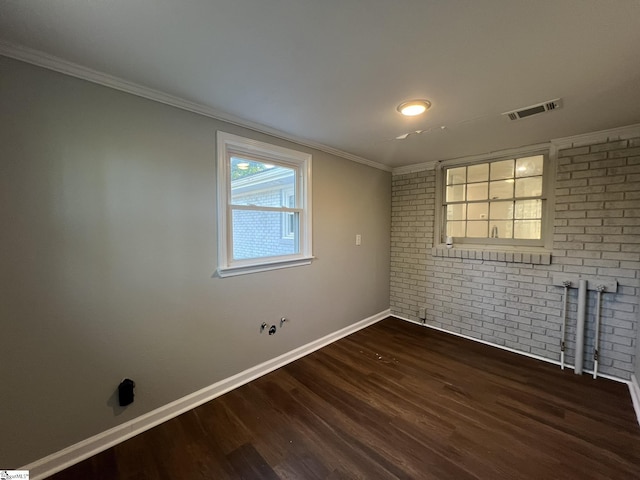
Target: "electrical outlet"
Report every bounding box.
[355,234,362,246]
[418,307,426,320]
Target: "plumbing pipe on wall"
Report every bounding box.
[593,285,605,379]
[574,279,587,375]
[560,280,571,370]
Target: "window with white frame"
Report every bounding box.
[216,132,312,277]
[439,152,551,247]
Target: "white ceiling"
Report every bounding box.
[1,0,640,169]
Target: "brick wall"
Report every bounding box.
[390,132,640,379]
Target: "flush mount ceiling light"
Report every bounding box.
[397,99,432,116]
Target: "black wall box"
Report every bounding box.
[118,378,135,406]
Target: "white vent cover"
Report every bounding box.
[502,98,562,121]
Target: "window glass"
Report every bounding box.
[467,202,488,220]
[447,167,466,185]
[232,210,298,260]
[515,176,542,197]
[231,158,295,207]
[490,201,513,220]
[489,180,514,200]
[467,163,488,183]
[446,185,465,202]
[447,204,467,221]
[447,221,466,237]
[516,155,543,177]
[514,220,541,239]
[490,160,514,180]
[515,199,542,219]
[490,220,513,239]
[467,221,488,238]
[467,182,488,201]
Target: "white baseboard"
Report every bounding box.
[630,375,640,427]
[394,315,627,384]
[23,309,390,479]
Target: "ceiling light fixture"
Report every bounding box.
[397,99,431,116]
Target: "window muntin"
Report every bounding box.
[216,132,312,277]
[443,154,546,244]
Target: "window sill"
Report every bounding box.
[215,256,314,278]
[431,245,551,265]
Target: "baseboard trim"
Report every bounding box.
[393,315,627,384]
[23,309,390,479]
[630,375,640,427]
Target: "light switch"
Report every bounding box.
[355,234,362,246]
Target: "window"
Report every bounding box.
[216,132,312,277]
[438,151,551,248]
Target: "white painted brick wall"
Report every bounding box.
[391,135,640,379]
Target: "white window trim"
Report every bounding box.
[216,131,313,277]
[434,144,555,253]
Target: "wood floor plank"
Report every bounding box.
[49,318,640,479]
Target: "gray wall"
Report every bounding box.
[0,56,391,467]
[391,136,640,380]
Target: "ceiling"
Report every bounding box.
[1,0,640,170]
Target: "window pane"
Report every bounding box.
[467,163,488,183]
[447,204,466,221]
[490,160,514,180]
[447,221,465,237]
[232,209,298,260]
[467,202,488,220]
[490,201,513,219]
[516,155,543,177]
[515,199,542,219]
[446,184,465,202]
[231,159,295,207]
[515,176,542,197]
[467,221,488,238]
[489,179,513,200]
[490,221,513,239]
[447,167,466,185]
[514,220,541,239]
[467,182,488,201]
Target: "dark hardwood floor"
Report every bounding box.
[49,317,640,479]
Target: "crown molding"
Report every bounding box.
[0,41,391,173]
[551,123,640,149]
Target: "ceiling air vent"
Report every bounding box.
[503,98,562,121]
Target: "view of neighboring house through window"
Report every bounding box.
[216,132,312,277]
[440,153,548,247]
[230,159,297,259]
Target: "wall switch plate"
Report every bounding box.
[355,234,362,246]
